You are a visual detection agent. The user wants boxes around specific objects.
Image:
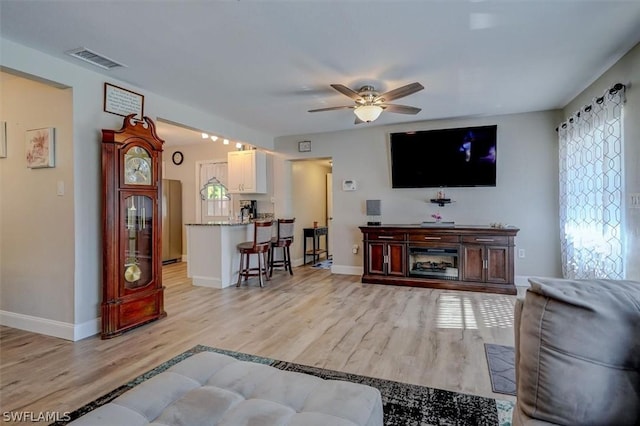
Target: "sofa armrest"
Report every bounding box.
[513,296,525,392]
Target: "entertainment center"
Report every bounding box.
[359,225,519,295]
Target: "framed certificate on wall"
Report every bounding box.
[104,83,144,119]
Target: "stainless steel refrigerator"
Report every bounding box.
[162,179,182,264]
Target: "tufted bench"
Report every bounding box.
[69,351,384,425]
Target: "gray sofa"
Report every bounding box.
[513,277,640,425]
[70,351,383,425]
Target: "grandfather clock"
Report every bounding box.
[101,114,166,339]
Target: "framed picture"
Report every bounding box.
[104,82,144,119]
[298,140,311,152]
[0,121,6,158]
[26,127,55,168]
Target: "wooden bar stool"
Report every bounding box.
[236,220,273,287]
[268,218,295,277]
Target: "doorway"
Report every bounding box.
[290,158,332,265]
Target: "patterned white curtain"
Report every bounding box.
[558,84,625,279]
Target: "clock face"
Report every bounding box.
[124,146,152,185]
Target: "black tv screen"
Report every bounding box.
[390,125,497,188]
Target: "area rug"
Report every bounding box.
[484,343,516,396]
[53,345,514,426]
[311,258,332,269]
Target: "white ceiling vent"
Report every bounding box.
[65,47,126,70]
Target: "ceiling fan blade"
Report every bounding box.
[330,84,363,101]
[308,105,355,113]
[382,104,422,114]
[375,82,424,103]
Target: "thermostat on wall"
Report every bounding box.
[342,180,357,191]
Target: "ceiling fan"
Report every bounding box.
[308,82,424,124]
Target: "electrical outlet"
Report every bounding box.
[518,249,525,258]
[352,244,359,254]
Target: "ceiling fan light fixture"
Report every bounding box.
[354,105,383,122]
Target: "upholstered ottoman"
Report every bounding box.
[70,351,383,426]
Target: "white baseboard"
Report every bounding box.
[0,310,100,341]
[331,264,362,275]
[192,275,224,288]
[0,310,74,340]
[515,275,531,287]
[74,317,100,341]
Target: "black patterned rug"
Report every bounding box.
[53,345,514,426]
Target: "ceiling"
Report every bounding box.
[2,1,640,143]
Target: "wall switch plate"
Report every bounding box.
[57,180,64,196]
[630,193,640,209]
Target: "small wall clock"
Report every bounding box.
[298,140,311,152]
[172,151,184,165]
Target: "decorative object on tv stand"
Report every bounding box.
[366,199,382,226]
[430,190,452,207]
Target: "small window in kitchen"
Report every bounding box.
[199,161,231,220]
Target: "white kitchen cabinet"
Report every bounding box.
[227,150,267,193]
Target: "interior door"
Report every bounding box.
[326,172,333,258]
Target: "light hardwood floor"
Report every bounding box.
[1,262,518,421]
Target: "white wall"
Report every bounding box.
[0,72,74,327]
[562,42,640,280]
[275,110,564,279]
[0,37,274,339]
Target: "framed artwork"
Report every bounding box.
[0,121,6,158]
[104,82,144,119]
[26,127,55,168]
[298,140,311,152]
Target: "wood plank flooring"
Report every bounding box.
[0,263,518,422]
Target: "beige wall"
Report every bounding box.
[0,72,74,322]
[562,42,640,280]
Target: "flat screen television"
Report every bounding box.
[390,125,497,188]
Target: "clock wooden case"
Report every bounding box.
[101,114,166,339]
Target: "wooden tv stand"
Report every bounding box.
[359,225,519,295]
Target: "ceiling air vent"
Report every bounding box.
[65,47,126,70]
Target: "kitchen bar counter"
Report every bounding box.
[185,223,253,288]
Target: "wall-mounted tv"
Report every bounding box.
[390,125,497,188]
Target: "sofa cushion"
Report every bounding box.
[517,277,640,425]
[69,351,383,426]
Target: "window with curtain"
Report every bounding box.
[558,84,625,279]
[199,161,231,219]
